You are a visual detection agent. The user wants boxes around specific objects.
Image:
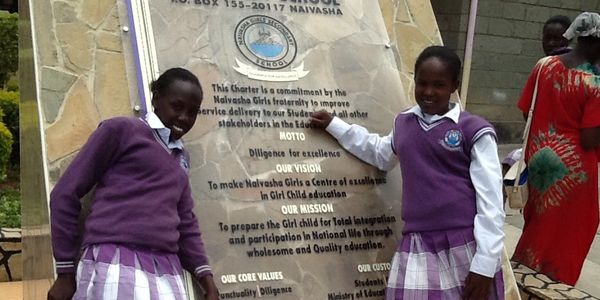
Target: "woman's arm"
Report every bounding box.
[581,126,600,151]
[580,78,600,150]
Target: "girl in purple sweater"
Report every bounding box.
[47,68,219,300]
[311,46,505,299]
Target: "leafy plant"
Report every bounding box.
[0,12,18,88]
[0,121,12,181]
[0,187,20,228]
[0,89,18,167]
[5,74,18,92]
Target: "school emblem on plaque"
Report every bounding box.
[442,129,463,150]
[233,15,309,82]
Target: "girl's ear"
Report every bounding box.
[150,100,156,112]
[451,80,460,92]
[151,91,159,107]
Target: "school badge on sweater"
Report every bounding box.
[441,129,463,151]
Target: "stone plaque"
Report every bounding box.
[127,1,412,298]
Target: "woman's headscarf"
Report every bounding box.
[563,12,600,40]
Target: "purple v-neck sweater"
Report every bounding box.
[393,111,495,233]
[50,117,211,277]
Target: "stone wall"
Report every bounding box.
[378,0,444,104]
[431,0,600,143]
[32,0,133,182]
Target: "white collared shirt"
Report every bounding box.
[145,112,184,151]
[326,103,505,277]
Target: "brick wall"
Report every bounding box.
[431,0,600,143]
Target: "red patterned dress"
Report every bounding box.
[512,55,600,285]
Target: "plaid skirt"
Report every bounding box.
[74,243,187,300]
[386,228,504,300]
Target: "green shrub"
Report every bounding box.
[5,74,18,92]
[0,13,18,88]
[0,89,18,167]
[0,121,12,181]
[0,187,20,228]
[0,90,18,131]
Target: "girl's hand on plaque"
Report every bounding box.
[309,110,333,129]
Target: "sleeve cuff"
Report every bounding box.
[56,261,76,274]
[194,265,213,278]
[326,117,352,139]
[469,253,499,278]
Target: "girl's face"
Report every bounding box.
[152,79,202,141]
[542,23,569,55]
[414,57,458,116]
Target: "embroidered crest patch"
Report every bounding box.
[442,129,462,150]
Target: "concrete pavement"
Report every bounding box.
[0,281,22,300]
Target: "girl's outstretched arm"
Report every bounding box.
[310,110,397,171]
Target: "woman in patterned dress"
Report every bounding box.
[512,12,600,285]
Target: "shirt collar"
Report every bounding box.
[401,103,461,124]
[145,112,184,150]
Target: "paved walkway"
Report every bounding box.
[499,144,600,298]
[0,281,22,300]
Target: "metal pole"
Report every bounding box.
[460,0,479,110]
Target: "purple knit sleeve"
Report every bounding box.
[177,182,213,279]
[50,120,122,273]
